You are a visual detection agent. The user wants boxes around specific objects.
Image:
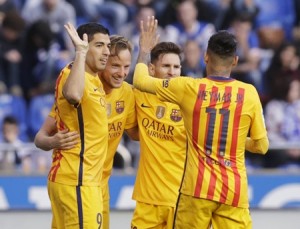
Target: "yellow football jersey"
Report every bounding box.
[132,88,186,207]
[102,82,137,201]
[133,63,268,208]
[48,64,108,187]
[153,75,267,208]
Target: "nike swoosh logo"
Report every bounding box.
[141,103,151,108]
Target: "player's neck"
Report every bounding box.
[206,66,231,78]
[103,84,113,94]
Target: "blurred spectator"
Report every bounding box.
[255,0,295,49]
[216,0,259,30]
[228,13,264,92]
[164,0,216,51]
[0,93,28,141]
[0,10,26,96]
[0,0,17,25]
[70,0,128,34]
[159,0,219,28]
[0,115,31,172]
[292,0,300,44]
[21,0,75,59]
[264,42,300,105]
[135,0,170,23]
[20,20,61,100]
[264,79,300,168]
[119,4,166,83]
[181,39,205,78]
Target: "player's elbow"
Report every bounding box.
[63,89,82,105]
[34,133,49,151]
[255,137,269,155]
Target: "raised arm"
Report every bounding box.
[137,16,160,64]
[133,16,160,94]
[62,22,89,104]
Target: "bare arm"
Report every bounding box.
[133,16,160,94]
[125,126,139,141]
[245,136,269,154]
[63,22,89,104]
[136,16,159,64]
[34,116,79,151]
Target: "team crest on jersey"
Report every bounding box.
[116,101,124,114]
[156,106,165,119]
[106,103,112,117]
[170,109,182,122]
[162,79,170,88]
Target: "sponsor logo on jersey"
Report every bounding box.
[156,106,165,119]
[116,101,124,114]
[141,103,151,108]
[170,109,182,122]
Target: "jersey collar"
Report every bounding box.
[207,76,235,82]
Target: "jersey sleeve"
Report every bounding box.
[48,104,56,118]
[155,77,187,106]
[133,63,160,94]
[249,86,268,140]
[134,63,187,106]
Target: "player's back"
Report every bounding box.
[155,75,266,208]
[181,76,264,208]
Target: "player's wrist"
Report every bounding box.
[75,50,87,57]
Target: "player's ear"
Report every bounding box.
[148,63,155,76]
[204,52,209,65]
[232,55,239,67]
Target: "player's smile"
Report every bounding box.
[100,58,108,65]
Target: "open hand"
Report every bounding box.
[139,16,160,54]
[64,22,88,53]
[52,129,79,150]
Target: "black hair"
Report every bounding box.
[150,42,182,63]
[77,22,110,42]
[207,30,237,58]
[26,20,54,49]
[3,115,18,126]
[2,10,25,32]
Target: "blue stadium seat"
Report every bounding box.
[0,94,28,141]
[28,94,54,140]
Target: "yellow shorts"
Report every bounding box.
[131,201,175,229]
[101,181,110,229]
[48,181,103,229]
[174,193,252,229]
[102,198,110,229]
